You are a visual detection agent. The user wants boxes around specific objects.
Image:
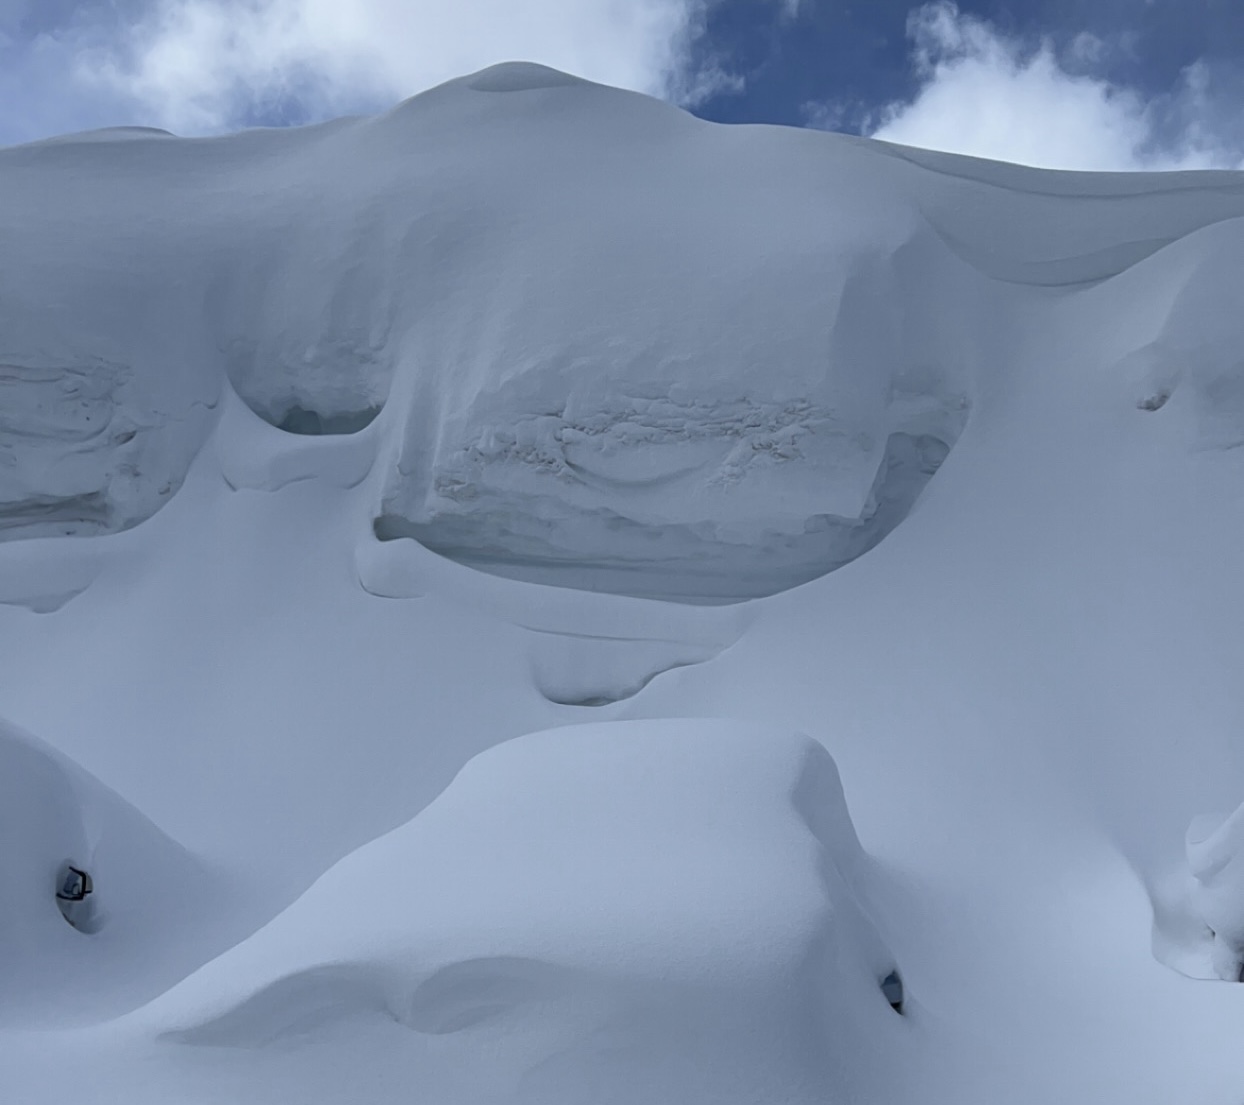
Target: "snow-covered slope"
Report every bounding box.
[139,722,902,1105]
[4,62,1244,1104]
[0,717,234,1027]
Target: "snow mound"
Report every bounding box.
[460,61,593,93]
[1155,805,1244,982]
[1189,808,1244,979]
[154,721,904,1104]
[0,717,228,1026]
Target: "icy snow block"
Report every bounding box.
[0,717,224,1025]
[160,721,905,1104]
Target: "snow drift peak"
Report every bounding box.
[456,61,594,93]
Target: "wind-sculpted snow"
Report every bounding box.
[145,722,906,1105]
[9,62,1244,1105]
[7,62,1244,597]
[527,629,726,706]
[1154,803,1244,983]
[376,395,965,602]
[0,717,231,1026]
[1186,806,1244,982]
[0,357,212,540]
[1077,216,1244,445]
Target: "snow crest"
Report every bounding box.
[153,722,904,1105]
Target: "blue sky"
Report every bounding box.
[694,0,1244,126]
[2,0,1242,169]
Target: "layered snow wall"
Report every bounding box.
[6,63,1244,599]
[0,64,961,600]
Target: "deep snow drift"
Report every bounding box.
[0,717,233,1027]
[4,61,1244,1104]
[145,722,904,1104]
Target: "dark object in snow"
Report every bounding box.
[881,970,904,1013]
[55,864,96,931]
[56,865,92,902]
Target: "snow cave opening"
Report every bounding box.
[274,404,382,436]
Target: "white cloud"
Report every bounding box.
[68,0,709,135]
[669,58,745,108]
[860,1,1243,171]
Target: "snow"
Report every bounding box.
[4,60,1244,1103]
[131,722,902,1105]
[0,717,238,1028]
[1154,803,1244,982]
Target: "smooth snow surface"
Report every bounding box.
[0,717,236,1027]
[141,722,902,1105]
[4,62,1244,1104]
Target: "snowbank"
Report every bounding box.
[0,717,230,1026]
[148,721,904,1105]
